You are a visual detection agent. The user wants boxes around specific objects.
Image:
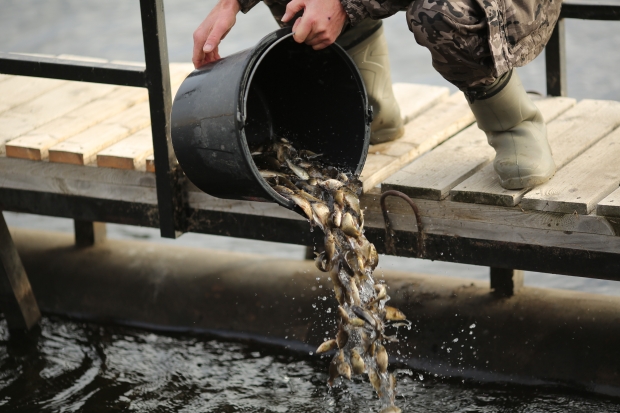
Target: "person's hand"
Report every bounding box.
[281,0,348,50]
[192,0,241,68]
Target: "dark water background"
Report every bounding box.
[1,316,619,413]
[2,1,620,411]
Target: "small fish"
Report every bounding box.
[251,151,262,156]
[290,194,313,221]
[279,137,290,144]
[278,176,299,191]
[350,349,365,374]
[336,350,352,380]
[316,339,338,354]
[286,159,310,180]
[307,177,318,186]
[311,202,331,230]
[367,243,379,270]
[298,190,322,203]
[331,204,342,228]
[318,179,344,191]
[343,189,361,216]
[336,327,349,349]
[273,185,295,196]
[348,276,361,306]
[260,170,287,179]
[337,172,349,183]
[352,306,377,328]
[368,368,382,395]
[373,284,387,303]
[341,212,361,238]
[379,407,401,413]
[328,357,339,386]
[325,232,336,262]
[300,149,322,160]
[384,306,407,321]
[376,343,388,373]
[337,306,349,323]
[333,189,345,208]
[315,251,328,272]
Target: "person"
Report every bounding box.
[192,0,561,190]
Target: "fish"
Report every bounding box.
[299,149,322,160]
[352,306,377,329]
[315,251,328,272]
[384,306,407,321]
[379,407,401,413]
[260,170,287,179]
[273,185,295,197]
[325,232,336,262]
[333,189,345,208]
[335,350,352,380]
[337,172,349,183]
[348,276,361,306]
[289,194,314,221]
[373,284,387,303]
[350,349,365,374]
[286,159,310,180]
[376,344,388,373]
[343,189,361,216]
[316,339,338,354]
[331,204,343,228]
[368,368,382,395]
[311,202,331,230]
[318,179,344,191]
[341,212,361,238]
[298,190,323,203]
[336,327,349,349]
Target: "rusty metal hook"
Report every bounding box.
[379,190,424,257]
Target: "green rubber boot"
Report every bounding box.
[337,20,404,145]
[466,70,556,190]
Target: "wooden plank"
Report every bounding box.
[392,83,449,124]
[5,63,192,161]
[5,87,147,161]
[451,98,620,207]
[96,128,153,170]
[145,154,156,173]
[48,101,152,165]
[0,212,40,330]
[0,81,115,153]
[0,76,66,114]
[521,126,620,214]
[0,74,11,83]
[597,187,620,218]
[389,96,576,202]
[361,92,474,192]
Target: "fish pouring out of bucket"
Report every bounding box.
[172,27,408,413]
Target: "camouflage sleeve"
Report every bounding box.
[237,0,260,14]
[341,0,409,25]
[339,0,370,26]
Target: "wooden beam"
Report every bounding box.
[74,220,107,247]
[490,268,524,297]
[450,98,619,207]
[521,126,620,214]
[0,212,40,330]
[597,187,620,218]
[96,127,153,170]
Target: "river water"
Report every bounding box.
[1,1,620,411]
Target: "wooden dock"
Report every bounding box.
[1,56,620,281]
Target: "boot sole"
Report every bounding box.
[499,166,556,190]
[370,126,405,145]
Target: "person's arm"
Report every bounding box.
[192,0,240,68]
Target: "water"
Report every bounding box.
[2,2,620,410]
[0,316,617,413]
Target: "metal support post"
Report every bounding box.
[140,0,184,239]
[545,19,567,97]
[490,268,524,297]
[0,212,40,330]
[74,220,107,247]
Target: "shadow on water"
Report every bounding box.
[0,316,617,412]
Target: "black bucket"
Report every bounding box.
[171,27,371,208]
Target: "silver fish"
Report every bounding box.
[286,159,310,180]
[341,212,361,238]
[316,339,338,354]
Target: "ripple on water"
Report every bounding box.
[0,316,616,412]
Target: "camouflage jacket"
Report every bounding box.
[238,0,561,79]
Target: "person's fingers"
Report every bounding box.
[282,0,305,22]
[311,40,331,50]
[293,15,313,43]
[204,21,230,53]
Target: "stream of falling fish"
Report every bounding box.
[252,138,409,413]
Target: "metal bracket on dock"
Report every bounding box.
[380,190,424,258]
